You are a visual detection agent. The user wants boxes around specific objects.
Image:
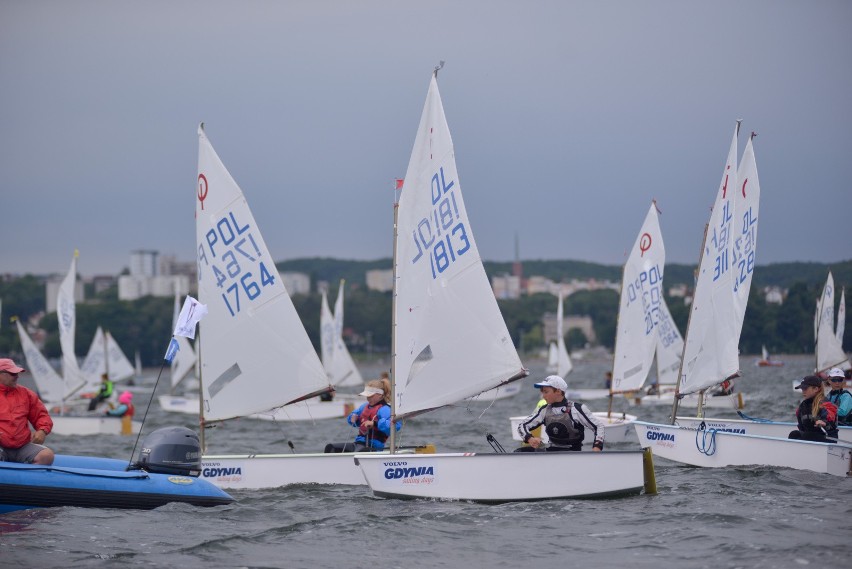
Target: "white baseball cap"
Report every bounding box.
[827,367,846,379]
[533,375,568,392]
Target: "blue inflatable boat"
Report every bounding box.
[0,427,234,513]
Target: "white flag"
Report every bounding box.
[174,296,208,339]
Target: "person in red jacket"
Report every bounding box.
[0,358,55,464]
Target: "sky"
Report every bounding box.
[1,1,851,277]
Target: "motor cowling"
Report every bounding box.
[135,426,202,477]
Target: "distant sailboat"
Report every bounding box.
[815,271,851,373]
[320,280,364,388]
[80,327,136,387]
[756,344,783,367]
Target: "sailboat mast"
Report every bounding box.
[389,183,401,454]
[669,222,709,424]
[197,328,206,453]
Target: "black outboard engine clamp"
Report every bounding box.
[133,426,202,477]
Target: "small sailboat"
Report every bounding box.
[635,126,852,476]
[320,280,364,388]
[80,327,137,386]
[756,344,784,367]
[545,342,559,373]
[815,272,851,374]
[356,68,653,501]
[193,124,407,490]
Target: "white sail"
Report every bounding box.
[16,319,67,403]
[761,345,769,362]
[611,202,666,393]
[546,342,558,373]
[319,290,336,374]
[816,272,850,372]
[731,134,760,331]
[196,124,331,422]
[393,74,525,419]
[170,293,196,389]
[678,124,742,395]
[837,288,846,347]
[655,296,684,385]
[330,281,363,387]
[555,292,573,377]
[81,327,136,387]
[57,254,84,392]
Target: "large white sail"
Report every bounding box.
[731,134,760,331]
[16,319,67,403]
[330,281,364,387]
[655,296,684,385]
[170,293,196,389]
[678,124,741,395]
[816,272,850,372]
[196,124,331,422]
[56,254,84,393]
[555,292,573,377]
[393,73,525,419]
[611,202,666,393]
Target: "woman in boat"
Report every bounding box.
[826,368,852,425]
[515,375,605,452]
[325,378,400,453]
[789,375,838,442]
[0,358,54,465]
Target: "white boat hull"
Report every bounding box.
[355,451,649,502]
[158,395,355,421]
[634,421,852,477]
[631,391,745,409]
[566,388,612,400]
[201,452,368,489]
[673,416,852,444]
[50,415,141,436]
[509,412,638,444]
[467,382,522,402]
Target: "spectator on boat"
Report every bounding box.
[0,358,55,465]
[826,368,852,425]
[88,373,114,411]
[789,375,838,442]
[515,375,605,452]
[324,377,400,453]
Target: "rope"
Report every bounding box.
[694,421,718,456]
[485,432,506,453]
[126,359,169,469]
[736,410,772,422]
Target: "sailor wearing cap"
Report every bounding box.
[825,368,852,425]
[515,375,605,452]
[789,375,838,442]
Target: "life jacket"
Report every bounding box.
[828,389,852,421]
[123,403,135,418]
[358,402,389,445]
[797,398,838,432]
[98,380,114,398]
[543,402,585,447]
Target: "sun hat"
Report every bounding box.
[795,376,823,390]
[0,358,26,374]
[359,386,384,397]
[533,375,568,392]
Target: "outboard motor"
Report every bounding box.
[134,426,202,477]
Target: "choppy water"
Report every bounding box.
[2,355,850,568]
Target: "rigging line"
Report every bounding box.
[126,359,169,469]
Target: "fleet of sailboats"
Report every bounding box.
[634,125,852,476]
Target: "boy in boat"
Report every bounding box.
[516,375,605,452]
[0,358,55,465]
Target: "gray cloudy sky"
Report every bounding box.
[1,1,850,277]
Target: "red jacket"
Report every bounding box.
[0,383,53,449]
